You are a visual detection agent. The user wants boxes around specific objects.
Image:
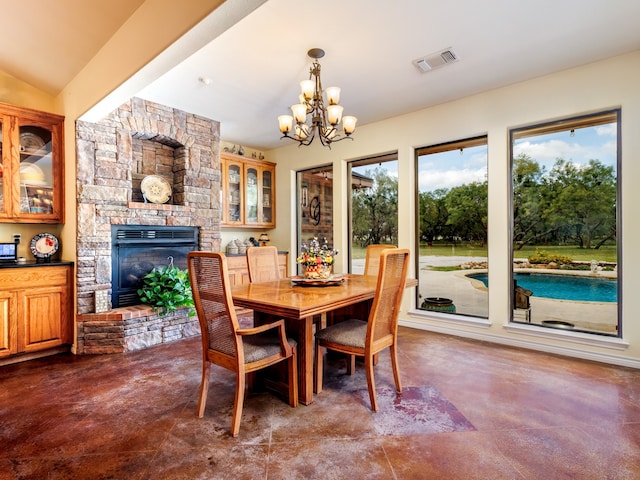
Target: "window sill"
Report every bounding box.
[503,322,628,350]
[407,309,491,328]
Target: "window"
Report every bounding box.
[347,153,398,273]
[415,137,489,318]
[510,110,620,336]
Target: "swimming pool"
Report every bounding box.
[468,272,617,303]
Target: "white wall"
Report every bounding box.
[268,50,640,367]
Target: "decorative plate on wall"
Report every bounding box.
[30,233,59,259]
[141,175,172,204]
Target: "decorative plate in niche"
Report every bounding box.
[141,175,172,204]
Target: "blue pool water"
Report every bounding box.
[469,273,617,303]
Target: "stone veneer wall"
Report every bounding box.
[75,98,221,354]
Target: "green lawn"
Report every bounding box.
[351,243,617,263]
[419,243,617,263]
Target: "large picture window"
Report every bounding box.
[348,153,398,273]
[415,137,488,318]
[509,110,620,336]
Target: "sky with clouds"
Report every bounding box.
[417,122,616,192]
[350,122,617,193]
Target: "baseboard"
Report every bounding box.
[0,345,71,366]
[400,317,640,369]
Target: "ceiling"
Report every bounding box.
[0,0,146,95]
[3,0,640,150]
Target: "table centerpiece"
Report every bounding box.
[297,237,338,280]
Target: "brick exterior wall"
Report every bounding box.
[75,98,221,354]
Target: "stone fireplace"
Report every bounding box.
[111,224,199,308]
[75,98,222,354]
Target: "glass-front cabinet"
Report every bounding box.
[222,158,244,226]
[221,152,275,228]
[0,102,64,223]
[245,166,259,224]
[261,168,273,225]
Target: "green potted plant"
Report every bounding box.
[137,258,195,317]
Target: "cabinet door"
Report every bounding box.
[260,166,275,227]
[223,160,244,225]
[18,122,59,219]
[0,290,16,357]
[245,165,259,225]
[0,114,16,219]
[0,104,64,223]
[20,285,70,352]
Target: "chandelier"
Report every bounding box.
[278,48,357,148]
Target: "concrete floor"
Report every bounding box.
[1,327,639,479]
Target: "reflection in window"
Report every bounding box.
[510,110,620,336]
[296,166,334,274]
[415,137,488,318]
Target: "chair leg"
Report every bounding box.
[231,371,245,437]
[246,371,256,393]
[314,340,324,394]
[390,344,402,394]
[196,361,211,418]
[288,347,299,407]
[346,354,356,375]
[364,355,378,412]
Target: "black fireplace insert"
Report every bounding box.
[111,225,199,308]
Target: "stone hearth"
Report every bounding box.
[75,98,221,354]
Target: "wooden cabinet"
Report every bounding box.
[0,265,73,362]
[0,102,65,223]
[225,253,288,287]
[221,153,275,228]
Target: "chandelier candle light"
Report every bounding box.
[278,48,357,148]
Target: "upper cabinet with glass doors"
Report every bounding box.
[0,102,64,223]
[221,152,275,228]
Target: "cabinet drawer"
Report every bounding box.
[0,266,70,290]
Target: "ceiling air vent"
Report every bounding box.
[412,47,459,73]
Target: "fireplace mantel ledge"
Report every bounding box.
[78,304,158,321]
[128,201,195,212]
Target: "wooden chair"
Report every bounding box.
[248,244,326,330]
[364,244,396,276]
[246,246,281,283]
[187,251,298,437]
[342,244,392,370]
[315,248,410,411]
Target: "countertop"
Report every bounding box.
[0,259,74,268]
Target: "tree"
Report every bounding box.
[445,181,488,244]
[512,154,556,249]
[351,167,398,246]
[512,154,617,250]
[418,188,450,243]
[546,159,616,249]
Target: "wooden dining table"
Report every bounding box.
[231,274,416,405]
